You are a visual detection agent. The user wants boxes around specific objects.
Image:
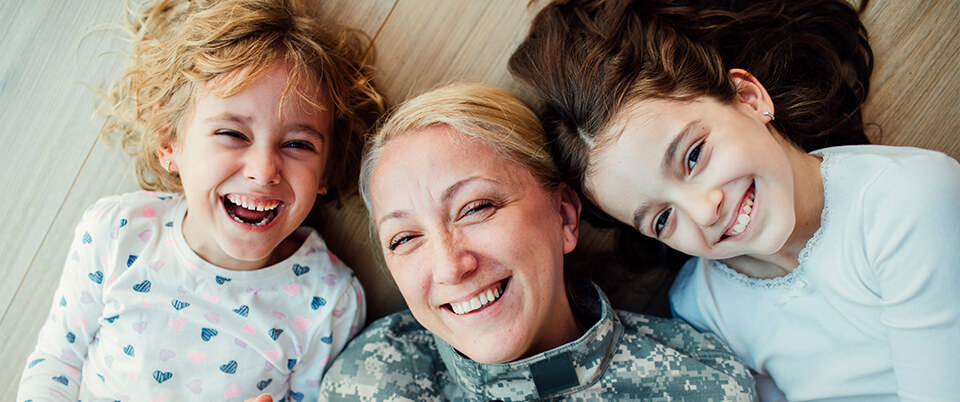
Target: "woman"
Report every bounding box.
[317,84,755,400]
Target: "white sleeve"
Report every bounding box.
[17,202,115,401]
[862,152,960,400]
[286,275,365,402]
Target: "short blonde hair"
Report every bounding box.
[359,83,560,227]
[100,0,385,200]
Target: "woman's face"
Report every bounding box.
[586,87,800,261]
[369,125,581,364]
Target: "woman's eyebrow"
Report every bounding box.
[661,120,699,173]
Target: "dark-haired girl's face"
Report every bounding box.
[586,96,803,261]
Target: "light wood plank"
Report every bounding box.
[860,0,960,159]
[371,0,545,103]
[0,0,127,324]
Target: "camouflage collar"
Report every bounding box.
[434,283,625,400]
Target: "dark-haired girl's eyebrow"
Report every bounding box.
[661,120,700,174]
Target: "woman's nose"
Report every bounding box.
[244,147,281,185]
[431,232,478,284]
[682,186,723,228]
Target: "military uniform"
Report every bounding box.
[320,284,755,401]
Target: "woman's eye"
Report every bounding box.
[458,200,494,220]
[388,234,417,251]
[685,141,703,172]
[653,208,672,237]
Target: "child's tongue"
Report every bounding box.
[233,206,269,223]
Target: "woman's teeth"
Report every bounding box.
[729,197,754,235]
[450,285,502,315]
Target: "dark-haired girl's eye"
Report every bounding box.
[654,208,672,237]
[686,141,703,173]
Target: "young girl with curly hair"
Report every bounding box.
[18,0,384,400]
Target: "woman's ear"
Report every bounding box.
[558,183,582,254]
[729,68,775,121]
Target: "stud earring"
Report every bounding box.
[762,111,775,121]
[163,160,172,172]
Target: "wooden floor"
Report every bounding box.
[1,0,958,397]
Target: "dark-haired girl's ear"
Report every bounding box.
[729,68,775,121]
[558,183,582,254]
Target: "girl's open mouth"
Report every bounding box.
[722,182,756,239]
[447,279,509,315]
[223,194,281,226]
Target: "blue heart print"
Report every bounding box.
[172,300,190,310]
[257,378,273,391]
[216,276,232,285]
[311,297,326,310]
[88,271,103,284]
[97,373,105,382]
[105,315,119,323]
[66,332,75,344]
[133,280,151,293]
[201,327,218,341]
[233,305,249,317]
[60,296,66,307]
[321,334,332,344]
[292,264,310,276]
[119,218,128,228]
[289,391,304,402]
[82,232,92,244]
[52,375,69,386]
[28,358,45,368]
[269,328,284,340]
[153,370,173,383]
[164,221,173,227]
[123,345,135,356]
[220,360,238,374]
[127,255,138,267]
[287,359,296,370]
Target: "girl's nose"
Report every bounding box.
[431,231,479,284]
[245,148,281,185]
[683,186,723,228]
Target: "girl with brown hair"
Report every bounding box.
[510,0,960,399]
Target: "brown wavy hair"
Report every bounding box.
[509,0,873,207]
[100,0,385,202]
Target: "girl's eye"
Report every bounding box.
[685,141,703,173]
[653,208,672,237]
[388,234,418,251]
[284,140,315,151]
[458,200,494,220]
[215,129,247,141]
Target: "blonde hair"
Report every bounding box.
[358,83,559,229]
[100,0,385,201]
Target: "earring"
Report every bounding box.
[762,111,775,121]
[319,186,327,196]
[163,160,172,172]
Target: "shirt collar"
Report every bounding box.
[434,283,624,400]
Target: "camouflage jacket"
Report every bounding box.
[320,284,756,401]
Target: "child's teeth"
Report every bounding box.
[743,205,752,214]
[738,214,750,224]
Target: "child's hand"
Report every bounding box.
[245,394,273,402]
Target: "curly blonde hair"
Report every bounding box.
[100,0,385,201]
